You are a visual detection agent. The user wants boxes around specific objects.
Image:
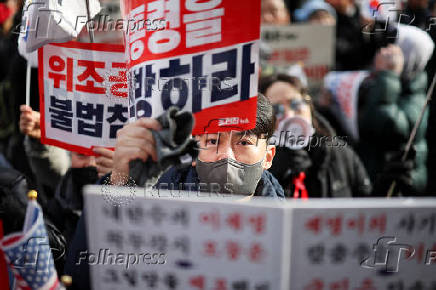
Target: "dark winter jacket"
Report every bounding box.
[0,168,66,274]
[359,70,428,194]
[269,114,372,197]
[334,5,395,71]
[157,165,285,199]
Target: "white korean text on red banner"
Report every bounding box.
[123,0,261,135]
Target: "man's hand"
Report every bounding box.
[111,118,161,184]
[93,147,115,178]
[374,44,404,75]
[19,105,41,140]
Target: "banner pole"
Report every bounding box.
[25,61,31,106]
[85,0,95,43]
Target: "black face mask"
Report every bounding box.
[70,167,99,191]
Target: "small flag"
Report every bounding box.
[0,192,64,290]
[20,0,101,53]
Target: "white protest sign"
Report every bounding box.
[261,24,335,90]
[38,42,128,155]
[288,199,436,289]
[84,185,436,290]
[84,186,290,290]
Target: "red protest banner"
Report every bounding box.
[122,0,261,135]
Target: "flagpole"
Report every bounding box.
[25,61,31,106]
[85,0,95,43]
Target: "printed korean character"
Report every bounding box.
[304,279,324,290]
[369,214,387,234]
[128,233,145,250]
[248,242,264,263]
[387,280,404,290]
[411,242,425,264]
[183,0,224,48]
[248,214,266,235]
[159,59,190,110]
[127,4,146,61]
[171,208,189,227]
[49,96,73,132]
[419,214,436,234]
[48,55,74,92]
[190,276,205,290]
[307,243,325,264]
[240,43,257,101]
[232,281,248,290]
[306,216,322,235]
[214,279,227,290]
[255,283,270,290]
[163,273,178,289]
[142,271,159,289]
[75,60,105,94]
[346,214,365,235]
[210,49,238,102]
[147,0,181,54]
[106,104,128,138]
[108,62,128,98]
[284,48,310,62]
[326,215,343,236]
[355,278,376,290]
[329,279,349,290]
[199,210,220,230]
[352,243,371,262]
[226,212,242,231]
[191,54,207,113]
[126,205,144,224]
[330,243,347,264]
[226,241,241,261]
[76,101,104,137]
[408,281,424,290]
[103,269,119,283]
[123,270,138,287]
[102,205,122,222]
[150,235,168,252]
[147,0,179,29]
[203,240,218,257]
[397,213,415,233]
[106,230,123,249]
[147,205,167,225]
[173,236,190,254]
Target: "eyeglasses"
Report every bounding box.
[273,97,311,119]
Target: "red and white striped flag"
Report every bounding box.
[0,199,63,290]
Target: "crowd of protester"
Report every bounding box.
[1,0,436,288]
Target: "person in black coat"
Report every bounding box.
[260,73,373,197]
[325,0,396,70]
[0,167,66,274]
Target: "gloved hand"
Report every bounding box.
[374,147,416,196]
[269,147,312,182]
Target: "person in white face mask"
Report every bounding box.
[260,73,372,198]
